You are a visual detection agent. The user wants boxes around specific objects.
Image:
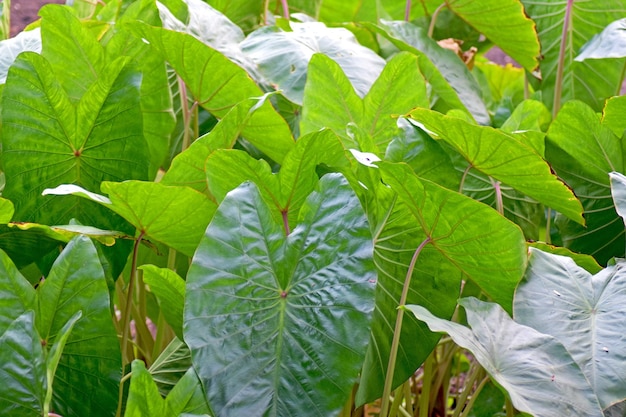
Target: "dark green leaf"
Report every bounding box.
[185,174,376,416]
[0,311,46,416]
[149,337,192,397]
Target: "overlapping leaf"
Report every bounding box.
[547,100,625,264]
[522,0,626,112]
[140,265,186,339]
[369,20,489,125]
[408,297,604,417]
[409,108,584,224]
[357,162,526,403]
[128,20,294,163]
[300,52,428,151]
[0,27,40,84]
[515,248,626,409]
[185,174,376,416]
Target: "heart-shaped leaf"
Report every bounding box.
[300,51,428,151]
[408,297,604,417]
[515,248,626,408]
[184,173,376,416]
[140,265,186,340]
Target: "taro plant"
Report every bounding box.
[0,0,625,416]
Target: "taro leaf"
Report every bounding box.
[204,0,263,31]
[184,174,376,416]
[445,0,539,72]
[357,162,526,404]
[408,297,604,417]
[528,242,602,274]
[409,108,584,224]
[164,367,213,416]
[602,95,626,138]
[44,311,81,413]
[44,181,217,257]
[140,265,185,339]
[369,20,489,125]
[106,0,176,174]
[521,0,626,112]
[610,172,626,226]
[240,21,386,105]
[499,99,551,156]
[39,5,105,102]
[126,360,167,417]
[9,222,127,247]
[0,311,46,416]
[0,197,14,223]
[36,236,121,417]
[205,129,347,229]
[515,248,626,409]
[300,52,428,151]
[0,225,65,269]
[158,0,258,78]
[149,337,192,397]
[0,248,36,334]
[0,28,41,84]
[0,0,8,40]
[576,18,626,61]
[385,118,461,190]
[546,100,625,264]
[128,21,294,163]
[127,359,212,417]
[162,93,288,194]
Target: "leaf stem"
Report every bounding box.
[552,0,574,117]
[380,236,432,416]
[428,3,446,38]
[280,0,290,19]
[491,178,504,215]
[404,0,411,21]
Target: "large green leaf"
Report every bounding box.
[0,248,36,334]
[36,236,121,417]
[515,248,626,409]
[300,52,428,151]
[205,0,263,30]
[446,0,539,72]
[357,162,526,403]
[205,129,347,228]
[409,108,584,224]
[521,0,626,112]
[408,297,604,417]
[44,181,217,257]
[162,94,290,194]
[546,100,625,264]
[602,95,626,138]
[128,21,294,163]
[184,174,376,416]
[369,20,490,125]
[0,311,46,416]
[241,21,386,105]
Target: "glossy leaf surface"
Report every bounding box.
[185,174,376,416]
[140,265,186,339]
[515,248,626,408]
[408,297,603,417]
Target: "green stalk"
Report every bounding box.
[404,0,411,21]
[505,396,515,417]
[491,179,504,216]
[418,352,435,417]
[552,0,574,117]
[428,3,446,38]
[544,207,552,244]
[451,364,484,417]
[379,237,432,416]
[458,375,489,417]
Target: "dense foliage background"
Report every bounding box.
[0,0,625,416]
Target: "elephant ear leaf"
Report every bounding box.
[408,297,604,417]
[184,173,376,416]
